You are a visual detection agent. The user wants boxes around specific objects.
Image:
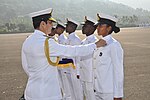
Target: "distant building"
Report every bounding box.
[139,23,150,27]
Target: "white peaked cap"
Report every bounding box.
[81,16,97,25]
[85,16,97,23]
[97,13,118,22]
[29,8,53,18]
[66,18,80,26]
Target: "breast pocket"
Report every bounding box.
[98,50,109,65]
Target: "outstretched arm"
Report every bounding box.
[49,39,106,57]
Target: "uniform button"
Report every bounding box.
[95,77,96,79]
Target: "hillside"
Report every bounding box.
[0,0,150,32]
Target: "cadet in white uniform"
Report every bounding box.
[80,16,97,100]
[56,22,67,45]
[93,13,124,100]
[55,21,71,100]
[21,8,107,100]
[65,18,83,100]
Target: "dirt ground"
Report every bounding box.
[0,27,150,100]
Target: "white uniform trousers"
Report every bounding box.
[57,69,66,99]
[82,81,96,100]
[95,92,113,100]
[61,71,74,100]
[71,71,83,100]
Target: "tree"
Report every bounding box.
[17,24,26,32]
[5,23,10,31]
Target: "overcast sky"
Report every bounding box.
[110,0,150,11]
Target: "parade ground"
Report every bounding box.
[0,27,150,100]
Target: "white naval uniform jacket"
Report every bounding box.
[66,32,82,75]
[21,30,97,100]
[93,35,124,98]
[80,34,98,82]
[57,33,68,66]
[58,33,67,45]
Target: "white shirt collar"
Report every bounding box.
[58,33,66,39]
[34,29,46,36]
[86,34,95,41]
[102,34,113,45]
[68,32,76,39]
[59,33,64,38]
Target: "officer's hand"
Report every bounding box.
[114,98,122,100]
[95,39,107,48]
[77,75,80,79]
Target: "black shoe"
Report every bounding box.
[19,94,25,100]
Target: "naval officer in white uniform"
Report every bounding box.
[93,13,124,100]
[21,8,107,100]
[55,21,71,100]
[65,18,83,100]
[80,16,98,100]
